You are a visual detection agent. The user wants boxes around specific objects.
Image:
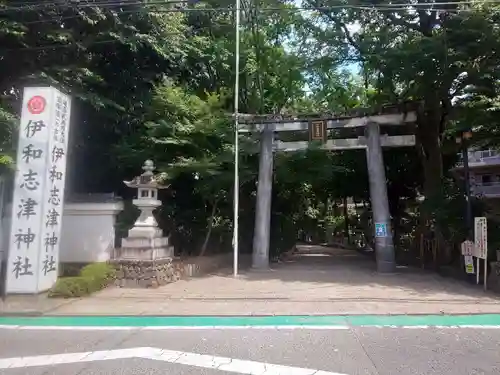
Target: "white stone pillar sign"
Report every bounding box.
[5,87,72,294]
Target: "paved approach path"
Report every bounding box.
[1,324,500,375]
[35,245,500,316]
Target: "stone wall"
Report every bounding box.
[111,253,242,289]
[61,201,124,263]
[1,199,123,266]
[112,258,181,288]
[172,253,239,278]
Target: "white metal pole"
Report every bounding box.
[233,0,241,277]
[484,258,487,291]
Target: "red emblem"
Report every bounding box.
[27,96,46,115]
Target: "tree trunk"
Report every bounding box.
[343,196,350,244]
[360,209,374,250]
[199,199,219,257]
[416,103,451,264]
[322,196,329,242]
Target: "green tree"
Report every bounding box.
[302,0,500,261]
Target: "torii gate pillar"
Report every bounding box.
[252,126,274,269]
[365,122,396,273]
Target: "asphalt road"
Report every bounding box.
[1,326,500,375]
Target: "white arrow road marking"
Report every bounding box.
[0,347,348,375]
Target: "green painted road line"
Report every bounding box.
[346,314,500,327]
[0,315,348,327]
[1,314,500,328]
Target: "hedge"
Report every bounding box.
[48,262,116,298]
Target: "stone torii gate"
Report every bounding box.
[238,104,418,273]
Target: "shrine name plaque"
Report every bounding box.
[309,120,327,143]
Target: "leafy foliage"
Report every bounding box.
[3,0,500,266]
[48,262,116,298]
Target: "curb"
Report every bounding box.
[0,311,44,317]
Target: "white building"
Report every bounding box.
[453,149,500,199]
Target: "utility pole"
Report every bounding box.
[252,126,274,269]
[232,0,241,277]
[365,122,396,273]
[462,144,472,238]
[456,131,473,239]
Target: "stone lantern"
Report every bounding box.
[113,160,176,288]
[123,159,166,238]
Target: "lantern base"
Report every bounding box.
[113,236,175,288]
[116,236,173,261]
[128,226,163,238]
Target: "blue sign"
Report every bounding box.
[375,223,388,238]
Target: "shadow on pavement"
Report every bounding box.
[203,245,500,304]
[15,244,499,316]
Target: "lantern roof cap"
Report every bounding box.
[123,160,168,189]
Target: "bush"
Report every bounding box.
[59,262,87,277]
[48,263,116,298]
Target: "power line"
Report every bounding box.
[1,0,170,11]
[3,0,500,14]
[1,38,118,52]
[0,23,234,52]
[4,1,497,28]
[1,0,189,12]
[5,0,500,9]
[1,2,492,52]
[20,7,235,25]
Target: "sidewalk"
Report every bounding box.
[3,245,500,316]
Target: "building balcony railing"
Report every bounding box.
[472,181,500,198]
[457,149,500,168]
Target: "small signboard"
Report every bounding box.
[309,120,327,143]
[461,241,475,274]
[464,255,475,274]
[473,217,488,290]
[474,217,487,259]
[375,222,388,238]
[461,240,474,256]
